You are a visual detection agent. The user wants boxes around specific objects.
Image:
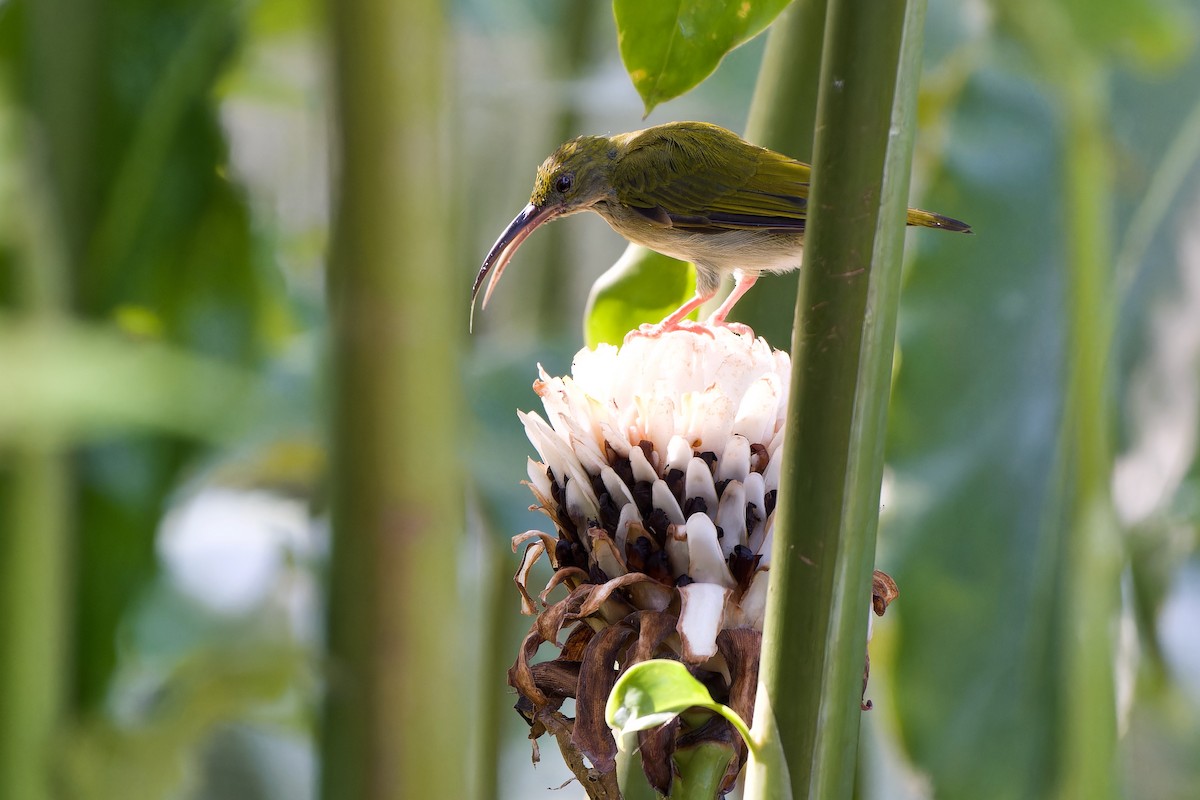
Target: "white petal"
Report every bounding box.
[738,569,770,629]
[744,472,767,551]
[665,435,693,475]
[732,374,782,445]
[653,479,686,525]
[685,457,719,520]
[763,447,783,493]
[590,530,628,578]
[716,481,747,557]
[526,458,553,502]
[678,582,731,663]
[615,503,643,553]
[758,511,775,566]
[629,443,658,484]
[641,394,676,463]
[565,477,598,531]
[685,512,735,588]
[666,523,690,578]
[717,435,751,483]
[600,466,636,509]
[694,394,735,454]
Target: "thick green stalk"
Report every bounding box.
[0,442,69,800]
[751,0,921,795]
[321,0,465,798]
[0,2,91,796]
[1056,53,1120,800]
[1003,4,1120,795]
[734,0,827,344]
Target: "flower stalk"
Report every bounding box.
[750,0,926,795]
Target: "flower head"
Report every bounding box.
[507,327,896,795]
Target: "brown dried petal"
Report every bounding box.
[529,660,582,701]
[539,566,590,605]
[510,626,551,707]
[578,573,674,620]
[637,716,681,796]
[536,584,596,644]
[572,624,637,774]
[716,628,762,726]
[512,530,560,564]
[513,541,547,615]
[542,710,622,800]
[871,569,899,616]
[628,609,682,665]
[561,623,595,662]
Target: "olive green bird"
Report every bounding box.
[471,121,970,333]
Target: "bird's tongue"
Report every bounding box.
[470,203,557,330]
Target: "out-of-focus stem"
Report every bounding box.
[321,0,465,797]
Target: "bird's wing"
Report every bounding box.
[611,123,810,233]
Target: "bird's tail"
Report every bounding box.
[906,207,972,233]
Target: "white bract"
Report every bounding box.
[516,327,789,662]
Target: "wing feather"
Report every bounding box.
[612,122,810,233]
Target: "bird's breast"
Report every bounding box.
[595,202,805,276]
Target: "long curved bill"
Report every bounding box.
[470,203,558,331]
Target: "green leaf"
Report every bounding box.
[613,0,793,114]
[0,319,264,443]
[605,659,754,749]
[584,244,694,347]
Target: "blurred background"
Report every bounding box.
[1,0,1199,797]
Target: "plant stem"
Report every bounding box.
[0,2,89,796]
[321,0,465,797]
[733,0,827,345]
[750,0,922,794]
[1002,4,1121,794]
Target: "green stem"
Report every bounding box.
[732,0,828,345]
[320,0,465,797]
[0,3,89,795]
[1056,57,1120,800]
[1003,5,1120,795]
[751,0,923,795]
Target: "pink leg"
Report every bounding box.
[624,290,716,343]
[707,271,758,325]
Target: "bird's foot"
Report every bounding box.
[623,319,716,344]
[709,319,754,338]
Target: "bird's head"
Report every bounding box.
[471,136,617,329]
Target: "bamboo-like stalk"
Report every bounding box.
[321,0,465,797]
[733,0,827,343]
[750,0,924,795]
[0,1,89,796]
[1001,4,1120,795]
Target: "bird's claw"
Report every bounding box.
[623,318,754,344]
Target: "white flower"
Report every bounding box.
[507,326,898,793]
[517,327,787,661]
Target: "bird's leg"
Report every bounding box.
[705,270,758,335]
[625,290,716,342]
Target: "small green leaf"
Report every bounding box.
[584,245,694,347]
[613,0,793,114]
[605,660,754,751]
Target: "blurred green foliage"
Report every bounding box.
[0,0,1198,797]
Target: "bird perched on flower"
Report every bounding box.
[471,120,970,333]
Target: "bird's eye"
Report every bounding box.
[554,173,574,193]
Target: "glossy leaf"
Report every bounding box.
[605,659,754,749]
[584,244,694,347]
[613,0,792,114]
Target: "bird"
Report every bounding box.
[471,121,970,334]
